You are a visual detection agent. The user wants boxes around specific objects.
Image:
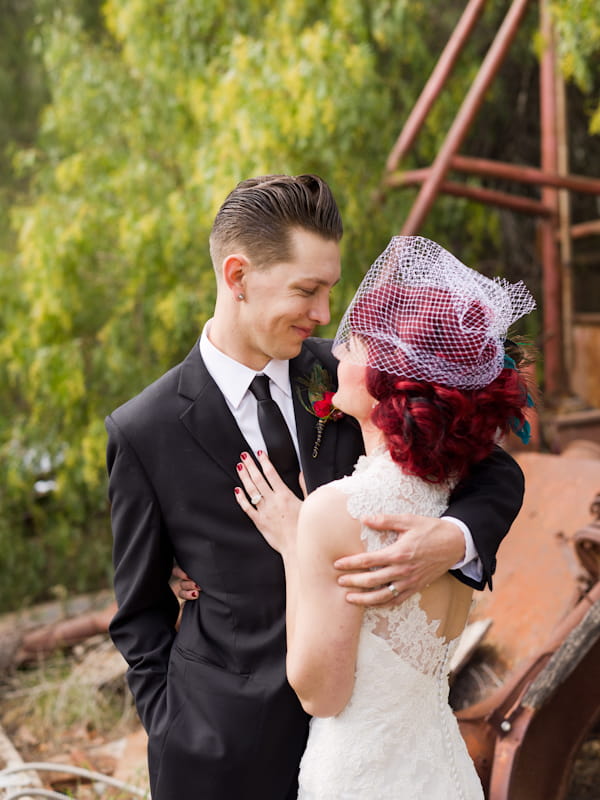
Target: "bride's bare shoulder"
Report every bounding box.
[299,480,361,552]
[302,480,350,516]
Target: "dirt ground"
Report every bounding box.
[0,634,598,798]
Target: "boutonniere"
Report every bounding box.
[296,365,344,458]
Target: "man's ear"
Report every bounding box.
[222,253,249,297]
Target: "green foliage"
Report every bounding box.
[0,0,598,611]
[551,0,600,132]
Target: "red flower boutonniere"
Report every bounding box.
[297,365,344,458]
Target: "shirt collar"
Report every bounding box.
[200,320,292,409]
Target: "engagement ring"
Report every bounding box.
[250,494,263,505]
[387,582,399,597]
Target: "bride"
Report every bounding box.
[235,236,535,799]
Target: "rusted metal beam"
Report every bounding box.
[385,0,487,173]
[449,155,600,194]
[555,66,575,395]
[400,0,531,235]
[385,168,553,216]
[570,218,600,239]
[539,0,564,399]
[486,604,600,800]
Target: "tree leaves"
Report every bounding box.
[0,0,598,610]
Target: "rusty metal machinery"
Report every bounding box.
[452,450,600,799]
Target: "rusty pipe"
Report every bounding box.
[386,168,553,216]
[539,0,565,399]
[570,218,600,239]
[385,0,487,173]
[400,0,531,235]
[449,155,600,194]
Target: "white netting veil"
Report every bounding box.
[333,236,536,389]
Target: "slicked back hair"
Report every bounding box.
[209,174,343,273]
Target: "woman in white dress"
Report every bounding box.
[235,236,535,799]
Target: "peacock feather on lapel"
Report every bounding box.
[296,364,344,458]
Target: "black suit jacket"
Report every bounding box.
[106,337,523,799]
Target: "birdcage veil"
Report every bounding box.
[333,236,536,390]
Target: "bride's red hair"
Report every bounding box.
[366,366,529,484]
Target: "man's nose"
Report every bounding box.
[308,294,331,326]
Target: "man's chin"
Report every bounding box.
[283,343,304,360]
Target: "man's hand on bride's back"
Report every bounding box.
[332,514,466,606]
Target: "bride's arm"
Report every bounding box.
[233,452,363,718]
[284,486,363,717]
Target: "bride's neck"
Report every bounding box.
[360,423,386,456]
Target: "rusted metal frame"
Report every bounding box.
[386,167,553,216]
[400,0,532,235]
[385,0,488,173]
[492,584,600,730]
[487,704,536,800]
[448,154,600,194]
[570,218,600,239]
[539,0,564,398]
[487,634,600,800]
[555,67,575,396]
[521,597,600,711]
[486,583,600,799]
[456,578,600,796]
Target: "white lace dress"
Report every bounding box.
[297,450,484,800]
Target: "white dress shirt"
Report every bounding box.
[200,321,300,460]
[199,320,482,580]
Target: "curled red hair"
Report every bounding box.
[367,366,529,483]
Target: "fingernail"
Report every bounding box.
[191,591,198,599]
[234,486,241,493]
[257,449,263,456]
[241,452,248,460]
[236,464,243,471]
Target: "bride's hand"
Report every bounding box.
[234,450,305,553]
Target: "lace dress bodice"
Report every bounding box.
[297,450,483,800]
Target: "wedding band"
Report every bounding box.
[387,582,399,597]
[250,494,262,506]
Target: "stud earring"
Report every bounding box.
[237,293,245,300]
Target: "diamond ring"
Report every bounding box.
[387,582,399,597]
[250,494,263,506]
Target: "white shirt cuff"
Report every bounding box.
[441,515,483,582]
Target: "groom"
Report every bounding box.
[106,174,524,799]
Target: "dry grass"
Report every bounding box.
[0,635,142,798]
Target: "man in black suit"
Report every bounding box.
[106,174,523,799]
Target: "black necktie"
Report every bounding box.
[249,375,301,496]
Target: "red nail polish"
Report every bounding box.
[241,452,248,460]
[257,450,263,456]
[236,464,243,471]
[192,591,198,599]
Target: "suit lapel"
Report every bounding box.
[177,340,343,490]
[178,341,251,480]
[289,346,340,493]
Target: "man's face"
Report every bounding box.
[238,229,341,369]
